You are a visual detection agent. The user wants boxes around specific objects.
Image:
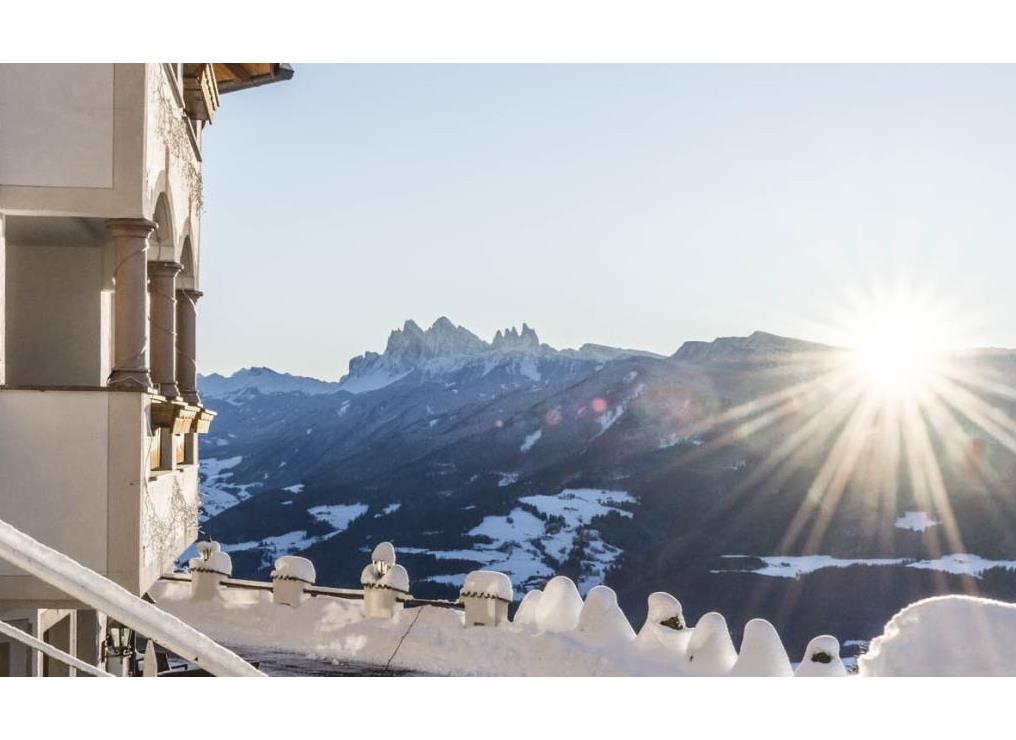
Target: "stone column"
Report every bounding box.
[148,261,183,399]
[176,288,203,405]
[106,219,156,390]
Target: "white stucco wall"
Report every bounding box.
[4,243,109,387]
[0,391,110,577]
[0,65,114,189]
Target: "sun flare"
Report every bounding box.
[845,298,949,399]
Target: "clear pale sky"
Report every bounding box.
[199,64,1016,380]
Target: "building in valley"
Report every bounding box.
[0,63,292,675]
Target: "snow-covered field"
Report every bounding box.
[715,553,1016,579]
[198,456,262,521]
[408,488,635,592]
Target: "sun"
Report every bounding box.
[846,302,946,399]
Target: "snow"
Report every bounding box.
[594,405,624,437]
[684,612,737,675]
[575,585,636,646]
[906,553,1016,577]
[859,596,1016,676]
[534,576,584,632]
[381,564,410,593]
[308,504,369,532]
[512,590,542,625]
[199,456,261,521]
[222,530,342,568]
[337,368,412,394]
[894,511,942,532]
[461,570,513,602]
[729,618,793,677]
[453,489,635,591]
[718,553,1016,579]
[150,578,706,676]
[636,592,689,655]
[497,472,520,487]
[283,484,304,494]
[372,542,397,566]
[378,503,402,516]
[714,554,908,578]
[520,428,543,452]
[272,555,316,584]
[189,546,233,577]
[796,635,847,677]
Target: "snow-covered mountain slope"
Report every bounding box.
[196,323,1016,656]
[338,316,663,394]
[200,367,343,399]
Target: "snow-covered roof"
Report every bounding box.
[271,555,316,584]
[460,570,513,603]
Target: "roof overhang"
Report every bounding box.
[212,63,295,94]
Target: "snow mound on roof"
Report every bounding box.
[197,541,221,557]
[189,541,232,576]
[271,556,316,584]
[575,585,636,645]
[372,541,396,565]
[859,595,1016,676]
[729,618,793,677]
[636,592,689,654]
[513,590,542,626]
[189,550,232,576]
[380,564,410,593]
[461,570,513,602]
[685,612,737,675]
[796,635,847,677]
[534,576,583,632]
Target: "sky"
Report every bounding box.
[199,64,1016,380]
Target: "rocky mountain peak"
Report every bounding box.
[492,323,540,351]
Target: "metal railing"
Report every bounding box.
[0,619,113,677]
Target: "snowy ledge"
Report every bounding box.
[151,574,1016,676]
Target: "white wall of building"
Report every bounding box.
[4,242,110,386]
[0,65,115,189]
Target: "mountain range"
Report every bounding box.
[194,317,1016,657]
